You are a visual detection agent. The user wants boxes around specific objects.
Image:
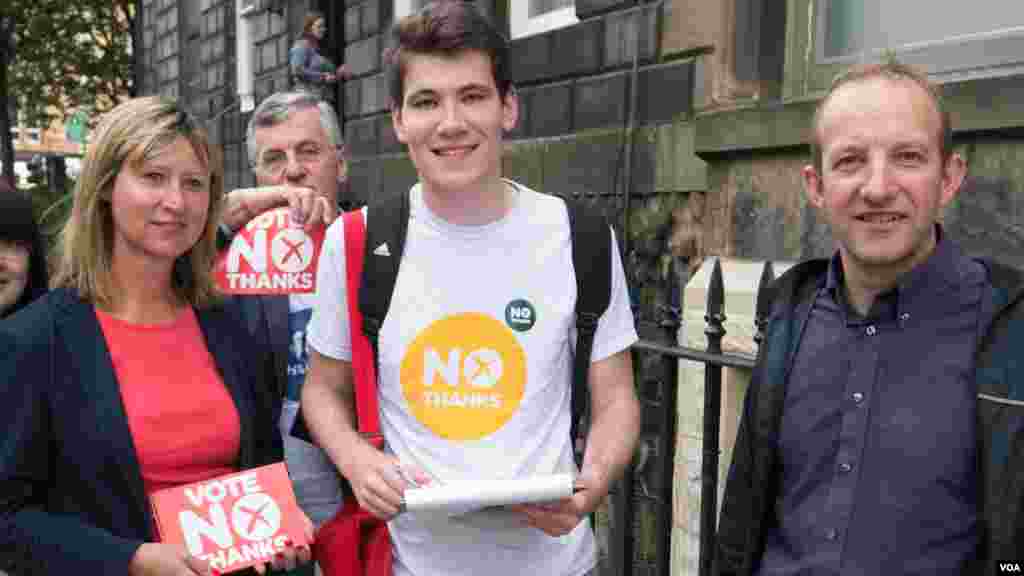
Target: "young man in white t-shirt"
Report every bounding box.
[302,3,641,575]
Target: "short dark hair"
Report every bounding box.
[0,181,49,317]
[385,1,511,108]
[811,61,951,172]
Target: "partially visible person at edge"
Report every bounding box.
[216,92,348,574]
[0,96,314,576]
[301,2,641,576]
[715,61,1024,576]
[289,11,347,102]
[0,180,48,319]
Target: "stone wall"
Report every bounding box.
[701,151,832,261]
[699,133,1024,266]
[946,137,1024,268]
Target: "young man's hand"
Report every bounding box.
[344,443,431,520]
[508,467,608,537]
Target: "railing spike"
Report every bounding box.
[700,256,725,576]
[755,260,775,323]
[706,257,724,318]
[754,261,776,347]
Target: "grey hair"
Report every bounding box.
[245,92,344,167]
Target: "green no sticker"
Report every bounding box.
[504,299,536,332]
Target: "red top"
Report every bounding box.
[96,306,241,496]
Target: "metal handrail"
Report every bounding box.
[621,257,774,576]
[632,340,757,369]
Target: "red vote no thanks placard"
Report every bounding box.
[214,207,326,295]
[149,463,306,574]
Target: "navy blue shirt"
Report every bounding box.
[759,232,986,575]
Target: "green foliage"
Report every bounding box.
[5,0,134,129]
[36,189,73,241]
[21,180,73,247]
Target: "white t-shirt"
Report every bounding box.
[307,181,638,576]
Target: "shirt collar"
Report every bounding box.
[895,224,964,301]
[825,224,962,319]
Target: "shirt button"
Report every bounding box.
[852,392,864,404]
[825,528,838,541]
[838,462,853,473]
[900,312,910,322]
[865,325,877,336]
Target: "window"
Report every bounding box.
[393,0,432,19]
[510,0,576,39]
[530,0,574,17]
[816,0,1024,82]
[817,0,862,59]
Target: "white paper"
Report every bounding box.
[402,474,574,516]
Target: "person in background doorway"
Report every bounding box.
[289,11,348,103]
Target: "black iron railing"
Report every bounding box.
[608,258,776,576]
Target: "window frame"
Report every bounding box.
[392,0,424,20]
[813,0,867,64]
[509,0,578,40]
[814,0,1024,83]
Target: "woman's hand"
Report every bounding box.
[127,543,211,576]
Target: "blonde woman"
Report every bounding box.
[0,97,312,576]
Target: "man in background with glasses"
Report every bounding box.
[219,91,348,574]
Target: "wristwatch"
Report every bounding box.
[216,221,235,250]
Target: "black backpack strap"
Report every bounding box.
[566,200,613,468]
[359,192,411,377]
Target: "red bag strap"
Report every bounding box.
[342,210,381,437]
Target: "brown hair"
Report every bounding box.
[302,11,325,35]
[385,0,511,108]
[52,96,225,309]
[810,61,951,172]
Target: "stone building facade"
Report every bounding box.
[133,0,1024,574]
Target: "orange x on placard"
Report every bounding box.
[279,236,306,266]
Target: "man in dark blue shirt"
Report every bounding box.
[716,61,1024,575]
